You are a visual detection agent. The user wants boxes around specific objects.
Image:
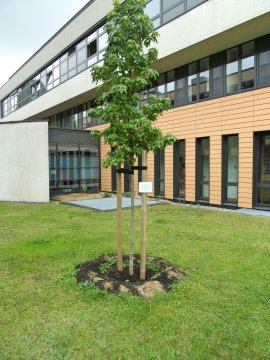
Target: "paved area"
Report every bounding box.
[66,196,160,212]
[234,208,270,217]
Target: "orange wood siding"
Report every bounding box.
[96,86,270,208]
[100,139,111,192]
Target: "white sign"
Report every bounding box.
[139,182,152,193]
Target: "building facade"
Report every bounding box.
[0,0,270,209]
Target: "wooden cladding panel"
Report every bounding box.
[165,145,173,199]
[238,132,253,208]
[210,136,222,205]
[100,140,111,192]
[97,87,270,208]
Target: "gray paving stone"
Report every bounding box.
[234,208,270,217]
[66,196,160,212]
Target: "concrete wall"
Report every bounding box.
[0,121,49,202]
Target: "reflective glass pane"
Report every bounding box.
[187,0,205,10]
[188,62,197,102]
[99,32,108,51]
[163,0,181,11]
[157,84,165,97]
[198,138,209,200]
[177,140,185,197]
[77,48,87,64]
[176,78,186,105]
[258,50,270,87]
[152,17,160,28]
[60,61,67,75]
[241,42,254,89]
[53,66,59,79]
[163,3,184,23]
[167,81,175,106]
[226,47,239,94]
[199,58,209,99]
[68,54,76,70]
[145,0,160,19]
[87,40,97,57]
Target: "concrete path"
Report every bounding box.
[66,196,160,212]
[234,208,270,217]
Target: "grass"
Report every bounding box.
[0,201,269,360]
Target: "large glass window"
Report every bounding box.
[212,52,224,98]
[241,41,255,90]
[223,135,238,205]
[197,138,210,201]
[226,47,239,94]
[174,140,185,198]
[258,35,270,87]
[154,149,165,196]
[188,62,198,102]
[166,70,176,106]
[255,132,270,208]
[199,57,210,99]
[49,130,100,192]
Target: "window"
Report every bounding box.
[226,47,239,94]
[241,41,255,90]
[145,0,160,20]
[187,0,205,10]
[176,66,187,105]
[255,132,270,208]
[173,140,185,198]
[212,52,224,98]
[223,135,238,205]
[68,46,76,56]
[87,39,97,57]
[199,57,209,99]
[154,149,165,196]
[163,2,184,23]
[197,138,210,201]
[258,35,270,87]
[166,70,176,106]
[99,32,108,51]
[145,0,207,28]
[188,62,198,102]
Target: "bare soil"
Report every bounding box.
[75,255,185,299]
[50,192,113,202]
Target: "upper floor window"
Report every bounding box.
[145,0,208,28]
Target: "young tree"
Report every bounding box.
[89,0,175,278]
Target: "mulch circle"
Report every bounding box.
[75,254,185,299]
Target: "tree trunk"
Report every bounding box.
[140,150,147,280]
[129,172,135,276]
[116,163,123,272]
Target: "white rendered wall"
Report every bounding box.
[0,121,49,202]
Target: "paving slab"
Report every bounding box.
[65,196,160,212]
[234,208,270,217]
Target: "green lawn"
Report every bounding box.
[0,202,269,360]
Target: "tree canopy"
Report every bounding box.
[89,0,175,167]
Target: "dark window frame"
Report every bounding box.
[154,149,165,197]
[173,139,186,199]
[253,131,270,209]
[222,134,239,206]
[196,137,210,202]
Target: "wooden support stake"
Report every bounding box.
[129,172,135,276]
[116,163,123,271]
[140,150,147,280]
